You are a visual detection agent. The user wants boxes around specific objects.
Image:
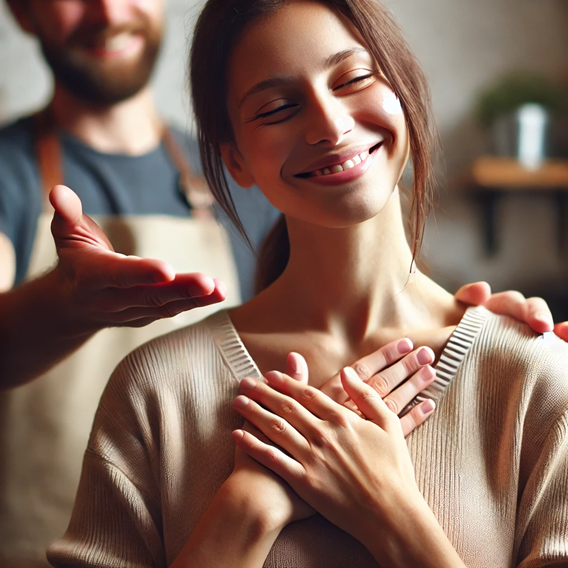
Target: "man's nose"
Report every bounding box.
[84,0,134,27]
[304,95,354,147]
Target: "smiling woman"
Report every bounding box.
[46,1,568,568]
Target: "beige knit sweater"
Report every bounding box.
[47,307,568,568]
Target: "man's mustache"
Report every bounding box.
[68,21,149,48]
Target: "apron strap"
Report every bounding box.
[162,127,214,219]
[32,107,214,218]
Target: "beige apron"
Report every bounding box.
[0,112,240,566]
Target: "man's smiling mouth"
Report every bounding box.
[296,142,383,178]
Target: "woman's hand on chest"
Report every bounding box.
[230,366,431,550]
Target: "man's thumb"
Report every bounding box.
[49,185,83,226]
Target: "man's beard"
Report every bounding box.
[39,21,163,105]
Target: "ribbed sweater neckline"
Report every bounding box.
[207,306,489,401]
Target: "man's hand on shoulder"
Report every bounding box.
[455,281,568,342]
[49,185,225,335]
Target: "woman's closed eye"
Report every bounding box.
[247,99,299,125]
[333,70,378,93]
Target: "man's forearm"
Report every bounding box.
[0,268,96,389]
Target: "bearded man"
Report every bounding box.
[0,1,564,567]
[0,1,279,565]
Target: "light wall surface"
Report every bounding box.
[1,0,567,300]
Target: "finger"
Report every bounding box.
[50,185,116,252]
[286,352,309,384]
[342,399,365,418]
[94,273,219,310]
[233,394,310,457]
[319,338,414,403]
[264,370,346,422]
[454,281,491,306]
[73,250,179,289]
[340,366,395,429]
[107,292,224,325]
[399,399,436,437]
[238,376,321,438]
[366,346,434,398]
[554,322,568,342]
[482,291,527,322]
[49,185,84,226]
[523,296,554,333]
[231,429,304,483]
[382,365,436,416]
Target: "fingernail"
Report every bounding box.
[397,338,413,354]
[234,395,249,409]
[417,347,433,365]
[419,399,435,415]
[287,353,299,373]
[264,370,283,383]
[342,366,361,381]
[420,365,436,381]
[240,377,257,390]
[535,312,553,326]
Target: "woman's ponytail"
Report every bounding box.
[254,214,290,293]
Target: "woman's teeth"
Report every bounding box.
[313,150,369,177]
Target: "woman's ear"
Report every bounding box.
[220,143,255,189]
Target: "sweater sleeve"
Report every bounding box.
[514,335,568,568]
[515,410,568,568]
[47,351,168,568]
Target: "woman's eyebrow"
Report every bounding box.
[239,76,294,108]
[324,46,369,68]
[238,47,370,108]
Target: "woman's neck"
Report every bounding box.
[231,189,462,381]
[284,189,413,331]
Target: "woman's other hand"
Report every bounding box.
[294,339,437,435]
[173,370,313,568]
[455,281,568,340]
[227,361,315,532]
[231,418,315,529]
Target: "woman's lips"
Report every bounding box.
[296,142,383,178]
[295,142,383,185]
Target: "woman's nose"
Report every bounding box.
[304,96,354,146]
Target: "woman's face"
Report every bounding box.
[224,0,410,229]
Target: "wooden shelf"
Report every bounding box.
[468,157,568,190]
[464,156,568,254]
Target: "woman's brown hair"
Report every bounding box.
[190,0,437,292]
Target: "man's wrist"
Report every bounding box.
[42,265,102,337]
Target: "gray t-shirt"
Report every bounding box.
[0,115,279,300]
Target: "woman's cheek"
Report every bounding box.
[381,89,404,117]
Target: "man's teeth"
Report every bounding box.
[96,34,136,52]
[312,149,370,177]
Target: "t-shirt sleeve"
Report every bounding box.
[514,336,568,567]
[0,118,43,284]
[46,355,167,568]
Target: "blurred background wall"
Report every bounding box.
[1,0,567,313]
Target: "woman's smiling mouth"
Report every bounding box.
[294,141,383,185]
[295,142,383,178]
